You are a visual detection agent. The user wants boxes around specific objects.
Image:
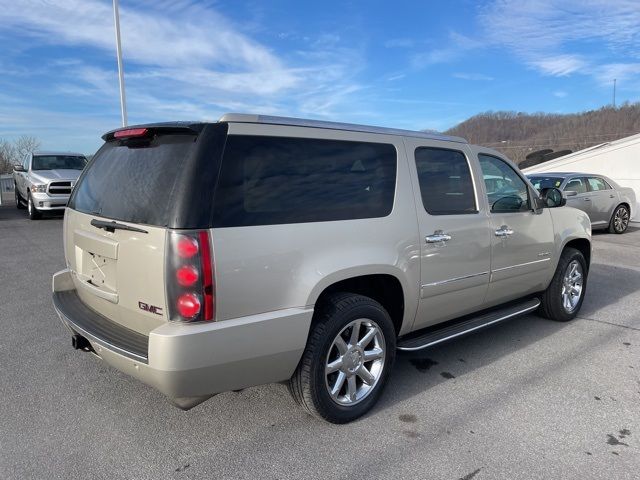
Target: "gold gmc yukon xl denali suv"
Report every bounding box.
[52,115,591,423]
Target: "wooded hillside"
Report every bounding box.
[444,103,640,165]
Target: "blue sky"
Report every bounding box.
[1,0,639,153]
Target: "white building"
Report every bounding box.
[523,133,640,223]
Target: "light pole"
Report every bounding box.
[113,0,128,126]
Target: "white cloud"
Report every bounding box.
[411,32,482,69]
[530,55,588,76]
[594,63,640,86]
[479,0,640,78]
[384,38,415,48]
[452,73,494,81]
[0,0,371,149]
[553,90,568,98]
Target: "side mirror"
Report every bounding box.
[539,187,566,208]
[564,190,578,197]
[13,164,25,172]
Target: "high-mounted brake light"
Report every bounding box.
[166,231,215,322]
[114,128,148,139]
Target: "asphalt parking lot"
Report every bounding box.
[1,200,638,480]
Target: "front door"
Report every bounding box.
[563,177,593,221]
[405,139,491,331]
[476,152,555,306]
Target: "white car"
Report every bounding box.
[13,151,87,220]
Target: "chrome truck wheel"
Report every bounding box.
[288,293,396,423]
[561,260,584,313]
[324,319,386,406]
[539,247,588,322]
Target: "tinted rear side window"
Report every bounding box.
[213,135,397,227]
[414,147,477,215]
[69,134,198,227]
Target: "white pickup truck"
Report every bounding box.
[13,151,86,220]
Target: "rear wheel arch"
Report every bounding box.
[311,273,406,336]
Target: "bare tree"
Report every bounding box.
[0,136,41,174]
[0,139,17,174]
[14,135,41,161]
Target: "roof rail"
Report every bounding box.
[218,113,467,144]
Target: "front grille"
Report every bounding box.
[48,181,72,195]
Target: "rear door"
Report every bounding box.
[586,176,616,226]
[65,126,224,335]
[404,138,491,330]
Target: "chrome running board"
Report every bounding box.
[397,298,541,352]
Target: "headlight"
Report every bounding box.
[31,184,47,193]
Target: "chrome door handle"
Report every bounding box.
[583,198,591,201]
[425,231,452,243]
[495,226,514,237]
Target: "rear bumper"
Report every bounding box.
[52,269,313,408]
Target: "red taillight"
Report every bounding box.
[177,236,199,258]
[198,231,214,320]
[167,230,215,322]
[177,293,201,318]
[114,128,148,139]
[176,265,199,287]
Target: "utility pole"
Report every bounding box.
[613,78,617,108]
[113,0,128,126]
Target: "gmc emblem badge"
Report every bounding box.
[138,301,163,315]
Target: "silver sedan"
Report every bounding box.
[527,172,636,234]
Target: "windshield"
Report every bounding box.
[32,155,87,171]
[527,176,564,191]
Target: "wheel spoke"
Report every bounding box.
[356,365,375,386]
[347,375,357,401]
[358,326,378,349]
[334,336,348,355]
[330,371,347,398]
[349,320,361,347]
[363,347,384,362]
[326,358,343,374]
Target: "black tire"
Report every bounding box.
[608,204,630,234]
[27,192,41,220]
[15,186,25,209]
[538,247,587,322]
[288,293,396,423]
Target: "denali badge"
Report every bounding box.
[138,301,163,315]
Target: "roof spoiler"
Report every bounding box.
[102,123,203,141]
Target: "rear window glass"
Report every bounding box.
[213,135,397,227]
[527,176,564,190]
[69,134,197,227]
[32,155,86,171]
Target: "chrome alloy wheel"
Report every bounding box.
[325,319,386,406]
[561,260,583,313]
[28,195,33,215]
[614,206,629,233]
